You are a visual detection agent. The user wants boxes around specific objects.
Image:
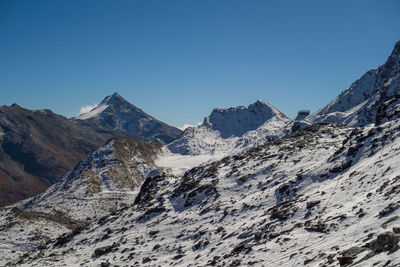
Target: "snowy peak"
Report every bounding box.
[388,40,400,60]
[167,100,291,156]
[74,92,182,144]
[100,92,128,107]
[308,40,400,126]
[76,92,136,120]
[203,99,288,138]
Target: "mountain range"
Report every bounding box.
[0,94,181,206]
[0,40,399,266]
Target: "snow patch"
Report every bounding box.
[155,147,225,176]
[76,103,109,120]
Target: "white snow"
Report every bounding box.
[309,41,400,126]
[75,102,109,120]
[3,117,400,266]
[155,147,225,176]
[168,100,291,156]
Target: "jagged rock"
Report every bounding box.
[306,200,321,209]
[94,243,118,257]
[379,203,400,217]
[337,256,357,265]
[367,232,400,253]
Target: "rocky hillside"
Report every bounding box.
[75,92,182,144]
[308,41,400,126]
[1,42,399,267]
[0,104,111,206]
[167,100,291,155]
[21,137,162,220]
[0,137,163,264]
[0,93,182,207]
[1,92,400,266]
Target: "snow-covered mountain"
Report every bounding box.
[167,100,291,156]
[0,137,163,264]
[75,92,182,144]
[2,93,400,266]
[1,42,400,267]
[308,41,400,126]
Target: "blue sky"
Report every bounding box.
[0,0,399,128]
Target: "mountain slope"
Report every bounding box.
[0,93,181,206]
[21,137,163,220]
[203,99,288,138]
[2,43,400,267]
[0,137,163,264]
[167,100,291,156]
[3,94,400,266]
[74,93,182,144]
[0,104,111,206]
[308,40,400,126]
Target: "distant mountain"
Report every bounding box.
[0,104,111,206]
[0,93,181,207]
[74,92,182,144]
[308,40,400,126]
[167,100,291,155]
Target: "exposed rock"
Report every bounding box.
[367,232,400,253]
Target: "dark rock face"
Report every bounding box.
[75,93,182,144]
[0,104,111,206]
[368,232,400,253]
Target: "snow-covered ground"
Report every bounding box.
[2,104,400,266]
[155,147,226,176]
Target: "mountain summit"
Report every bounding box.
[75,92,182,144]
[308,40,400,126]
[166,100,290,155]
[203,99,288,138]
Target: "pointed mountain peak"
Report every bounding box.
[250,99,280,111]
[381,40,400,71]
[101,92,127,105]
[392,40,400,57]
[75,92,181,144]
[255,99,267,105]
[77,93,132,120]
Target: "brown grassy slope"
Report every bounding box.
[0,104,111,206]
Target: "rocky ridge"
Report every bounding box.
[167,99,291,156]
[1,92,400,266]
[309,41,400,126]
[0,42,399,266]
[75,92,182,145]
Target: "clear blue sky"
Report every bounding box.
[1,0,399,128]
